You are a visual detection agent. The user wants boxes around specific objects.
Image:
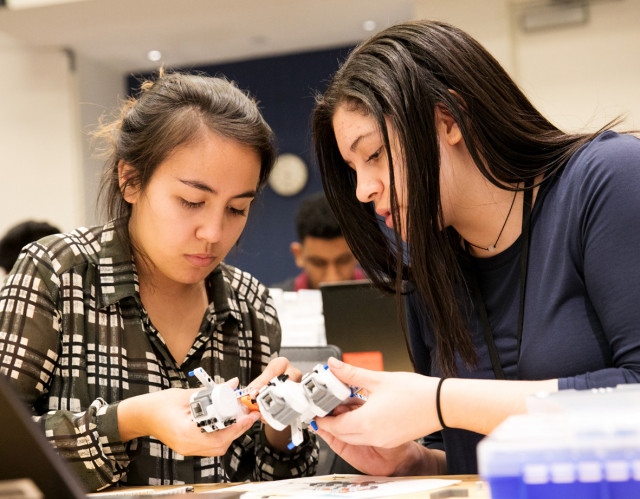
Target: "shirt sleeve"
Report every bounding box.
[559,134,640,389]
[0,243,132,491]
[225,423,318,481]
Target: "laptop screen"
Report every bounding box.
[320,281,413,372]
[0,373,86,498]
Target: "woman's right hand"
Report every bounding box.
[117,379,260,457]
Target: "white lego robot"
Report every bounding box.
[188,367,249,433]
[189,363,364,448]
[256,363,355,449]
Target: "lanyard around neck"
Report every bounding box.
[467,180,533,380]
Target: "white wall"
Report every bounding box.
[75,55,126,226]
[0,32,83,236]
[512,0,639,131]
[415,0,515,73]
[0,35,125,239]
[414,0,639,131]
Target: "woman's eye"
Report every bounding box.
[228,206,248,217]
[180,198,203,209]
[366,147,383,163]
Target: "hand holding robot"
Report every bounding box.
[189,363,365,449]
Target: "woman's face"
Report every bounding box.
[332,104,408,240]
[123,129,261,288]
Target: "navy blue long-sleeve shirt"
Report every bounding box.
[407,131,640,474]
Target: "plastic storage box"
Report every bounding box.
[477,386,640,499]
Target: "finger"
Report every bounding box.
[314,428,348,456]
[330,404,358,416]
[326,357,381,389]
[283,364,302,383]
[314,406,372,446]
[247,357,289,392]
[214,412,260,442]
[224,377,239,390]
[313,427,334,445]
[235,411,261,428]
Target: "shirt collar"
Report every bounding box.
[96,220,139,309]
[96,220,243,327]
[205,263,243,325]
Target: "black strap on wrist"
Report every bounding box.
[436,377,449,430]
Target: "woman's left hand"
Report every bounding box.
[314,357,440,448]
[247,356,302,394]
[315,420,445,476]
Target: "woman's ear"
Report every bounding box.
[434,105,463,147]
[117,160,139,204]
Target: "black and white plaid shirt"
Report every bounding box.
[0,221,317,491]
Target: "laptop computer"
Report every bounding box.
[0,374,245,498]
[0,373,87,498]
[320,280,413,372]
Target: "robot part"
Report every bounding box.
[189,370,249,433]
[189,364,364,446]
[301,363,352,416]
[256,363,355,449]
[190,367,215,389]
[256,374,311,448]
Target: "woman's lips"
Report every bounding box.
[185,254,216,267]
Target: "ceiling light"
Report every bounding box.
[520,1,589,32]
[362,20,377,32]
[147,50,162,62]
[6,0,86,9]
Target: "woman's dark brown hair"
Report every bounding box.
[313,20,603,376]
[97,71,275,250]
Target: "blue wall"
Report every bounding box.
[128,45,353,286]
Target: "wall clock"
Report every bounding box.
[268,153,308,197]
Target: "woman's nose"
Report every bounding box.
[354,169,380,204]
[196,213,223,244]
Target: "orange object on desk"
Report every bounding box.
[342,351,383,371]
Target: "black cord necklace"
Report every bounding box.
[466,179,533,379]
[466,185,519,253]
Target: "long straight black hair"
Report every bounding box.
[313,20,605,376]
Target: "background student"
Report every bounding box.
[272,192,364,291]
[0,72,316,492]
[0,220,60,278]
[311,20,640,476]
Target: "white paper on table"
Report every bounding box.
[217,474,460,498]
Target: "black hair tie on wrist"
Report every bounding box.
[436,377,449,430]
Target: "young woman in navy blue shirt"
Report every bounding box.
[312,20,640,475]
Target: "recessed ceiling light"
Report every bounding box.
[147,50,162,62]
[362,20,377,32]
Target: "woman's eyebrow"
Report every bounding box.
[350,131,375,153]
[179,178,256,199]
[180,178,215,193]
